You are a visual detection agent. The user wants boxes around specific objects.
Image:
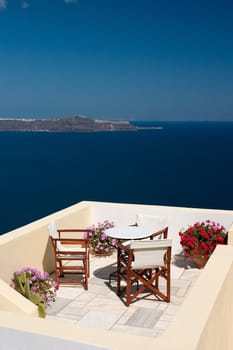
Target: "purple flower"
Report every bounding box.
[111,239,117,246]
[101,233,107,240]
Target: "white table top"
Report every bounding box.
[105,226,150,240]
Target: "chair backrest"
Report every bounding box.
[48,220,59,239]
[48,221,64,251]
[130,238,172,269]
[135,213,167,237]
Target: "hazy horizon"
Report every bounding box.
[0,115,233,123]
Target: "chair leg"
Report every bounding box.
[167,271,171,302]
[55,269,60,289]
[126,267,132,306]
[87,251,90,278]
[59,261,64,277]
[117,248,121,296]
[84,260,88,290]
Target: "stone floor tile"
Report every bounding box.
[73,292,96,302]
[56,287,84,299]
[171,278,191,288]
[47,297,71,315]
[159,285,178,296]
[170,295,184,305]
[58,304,87,317]
[164,304,180,315]
[180,269,202,281]
[176,287,189,297]
[159,312,176,322]
[157,303,169,311]
[84,284,111,295]
[126,307,163,328]
[154,320,170,330]
[128,298,160,309]
[170,264,185,279]
[77,310,123,329]
[116,307,138,325]
[81,296,125,313]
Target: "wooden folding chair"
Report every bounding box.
[117,238,172,306]
[49,221,90,290]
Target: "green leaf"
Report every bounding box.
[29,292,41,305]
[37,303,46,318]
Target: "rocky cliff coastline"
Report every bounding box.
[0,115,137,132]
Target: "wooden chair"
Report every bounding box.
[48,221,90,290]
[117,238,172,306]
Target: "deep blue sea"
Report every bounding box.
[1,121,233,235]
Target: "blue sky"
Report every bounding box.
[0,0,232,121]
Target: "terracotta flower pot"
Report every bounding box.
[192,254,209,269]
[91,248,114,257]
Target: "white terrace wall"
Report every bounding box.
[89,201,233,254]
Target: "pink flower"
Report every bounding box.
[101,233,107,240]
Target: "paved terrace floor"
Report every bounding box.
[47,252,202,338]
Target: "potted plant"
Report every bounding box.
[11,267,57,317]
[179,220,227,268]
[85,220,117,256]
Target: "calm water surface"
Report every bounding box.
[0,121,233,234]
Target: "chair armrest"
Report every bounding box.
[57,229,90,242]
[117,240,130,253]
[150,227,168,239]
[51,238,88,245]
[59,238,88,244]
[57,229,91,233]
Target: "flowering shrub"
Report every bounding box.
[179,220,227,259]
[11,267,57,318]
[85,220,117,255]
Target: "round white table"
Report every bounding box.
[105,226,150,240]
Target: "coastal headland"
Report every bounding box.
[0,115,137,132]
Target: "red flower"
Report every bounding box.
[216,234,224,243]
[179,220,227,259]
[200,242,208,250]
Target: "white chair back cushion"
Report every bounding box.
[135,214,167,236]
[131,239,172,269]
[48,221,64,251]
[48,220,59,239]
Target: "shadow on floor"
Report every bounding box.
[93,262,117,281]
[173,253,197,269]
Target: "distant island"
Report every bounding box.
[0,115,137,133]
